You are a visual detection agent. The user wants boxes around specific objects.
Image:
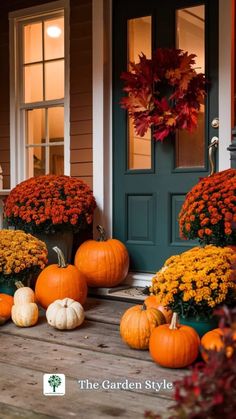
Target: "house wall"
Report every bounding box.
[0,0,93,190]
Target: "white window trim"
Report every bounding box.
[9,0,70,188]
[92,0,233,286]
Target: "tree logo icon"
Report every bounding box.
[43,374,65,396]
[48,375,62,393]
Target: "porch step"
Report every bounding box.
[89,286,146,303]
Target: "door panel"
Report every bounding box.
[113,0,219,272]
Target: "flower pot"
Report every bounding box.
[34,230,74,265]
[0,282,16,296]
[179,316,218,337]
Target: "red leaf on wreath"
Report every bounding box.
[120,48,207,142]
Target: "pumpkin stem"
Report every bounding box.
[97,225,107,241]
[142,303,147,310]
[53,246,67,268]
[15,281,25,289]
[169,312,178,330]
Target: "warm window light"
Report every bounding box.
[46,25,62,38]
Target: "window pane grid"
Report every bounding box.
[23,17,64,104]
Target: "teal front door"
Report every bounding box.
[113,0,219,273]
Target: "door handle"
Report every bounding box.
[208,136,219,176]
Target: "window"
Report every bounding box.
[9,1,69,186]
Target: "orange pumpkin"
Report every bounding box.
[0,294,14,325]
[149,312,200,368]
[120,303,166,350]
[74,225,129,287]
[201,328,236,361]
[144,295,173,323]
[35,246,87,309]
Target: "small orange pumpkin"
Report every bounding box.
[0,294,14,325]
[149,312,200,368]
[201,328,236,361]
[35,246,87,309]
[74,225,129,287]
[144,295,173,323]
[120,303,166,350]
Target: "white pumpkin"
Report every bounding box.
[46,298,85,330]
[11,303,39,327]
[14,286,35,305]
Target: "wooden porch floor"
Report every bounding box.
[0,298,187,419]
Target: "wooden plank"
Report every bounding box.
[70,21,92,39]
[1,317,152,361]
[0,363,172,419]
[2,175,10,190]
[70,2,92,24]
[70,76,92,95]
[70,134,92,149]
[0,150,10,162]
[74,175,93,189]
[0,402,57,419]
[70,106,92,122]
[0,333,186,399]
[70,37,92,54]
[0,125,9,138]
[84,297,135,325]
[0,334,186,401]
[0,138,10,150]
[70,121,92,136]
[70,162,92,177]
[70,149,92,163]
[70,92,92,108]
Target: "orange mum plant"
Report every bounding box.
[0,229,47,287]
[4,175,96,234]
[150,246,236,319]
[179,169,236,246]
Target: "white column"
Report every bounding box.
[92,0,112,236]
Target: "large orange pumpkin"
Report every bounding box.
[201,328,236,361]
[149,312,200,368]
[0,294,14,325]
[35,246,87,309]
[74,225,129,287]
[144,295,173,323]
[120,303,166,350]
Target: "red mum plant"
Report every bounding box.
[120,48,206,142]
[4,175,96,234]
[179,169,236,246]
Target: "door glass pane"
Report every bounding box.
[50,146,64,174]
[175,5,205,168]
[24,22,42,64]
[27,109,45,144]
[48,107,64,142]
[24,64,43,103]
[127,16,152,170]
[45,60,64,100]
[44,17,64,60]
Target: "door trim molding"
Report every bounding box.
[218,0,234,171]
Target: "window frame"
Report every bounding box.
[9,0,70,187]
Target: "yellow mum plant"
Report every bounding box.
[0,230,48,288]
[150,245,236,319]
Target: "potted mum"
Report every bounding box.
[150,245,236,336]
[0,229,48,295]
[179,168,236,246]
[4,175,96,263]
